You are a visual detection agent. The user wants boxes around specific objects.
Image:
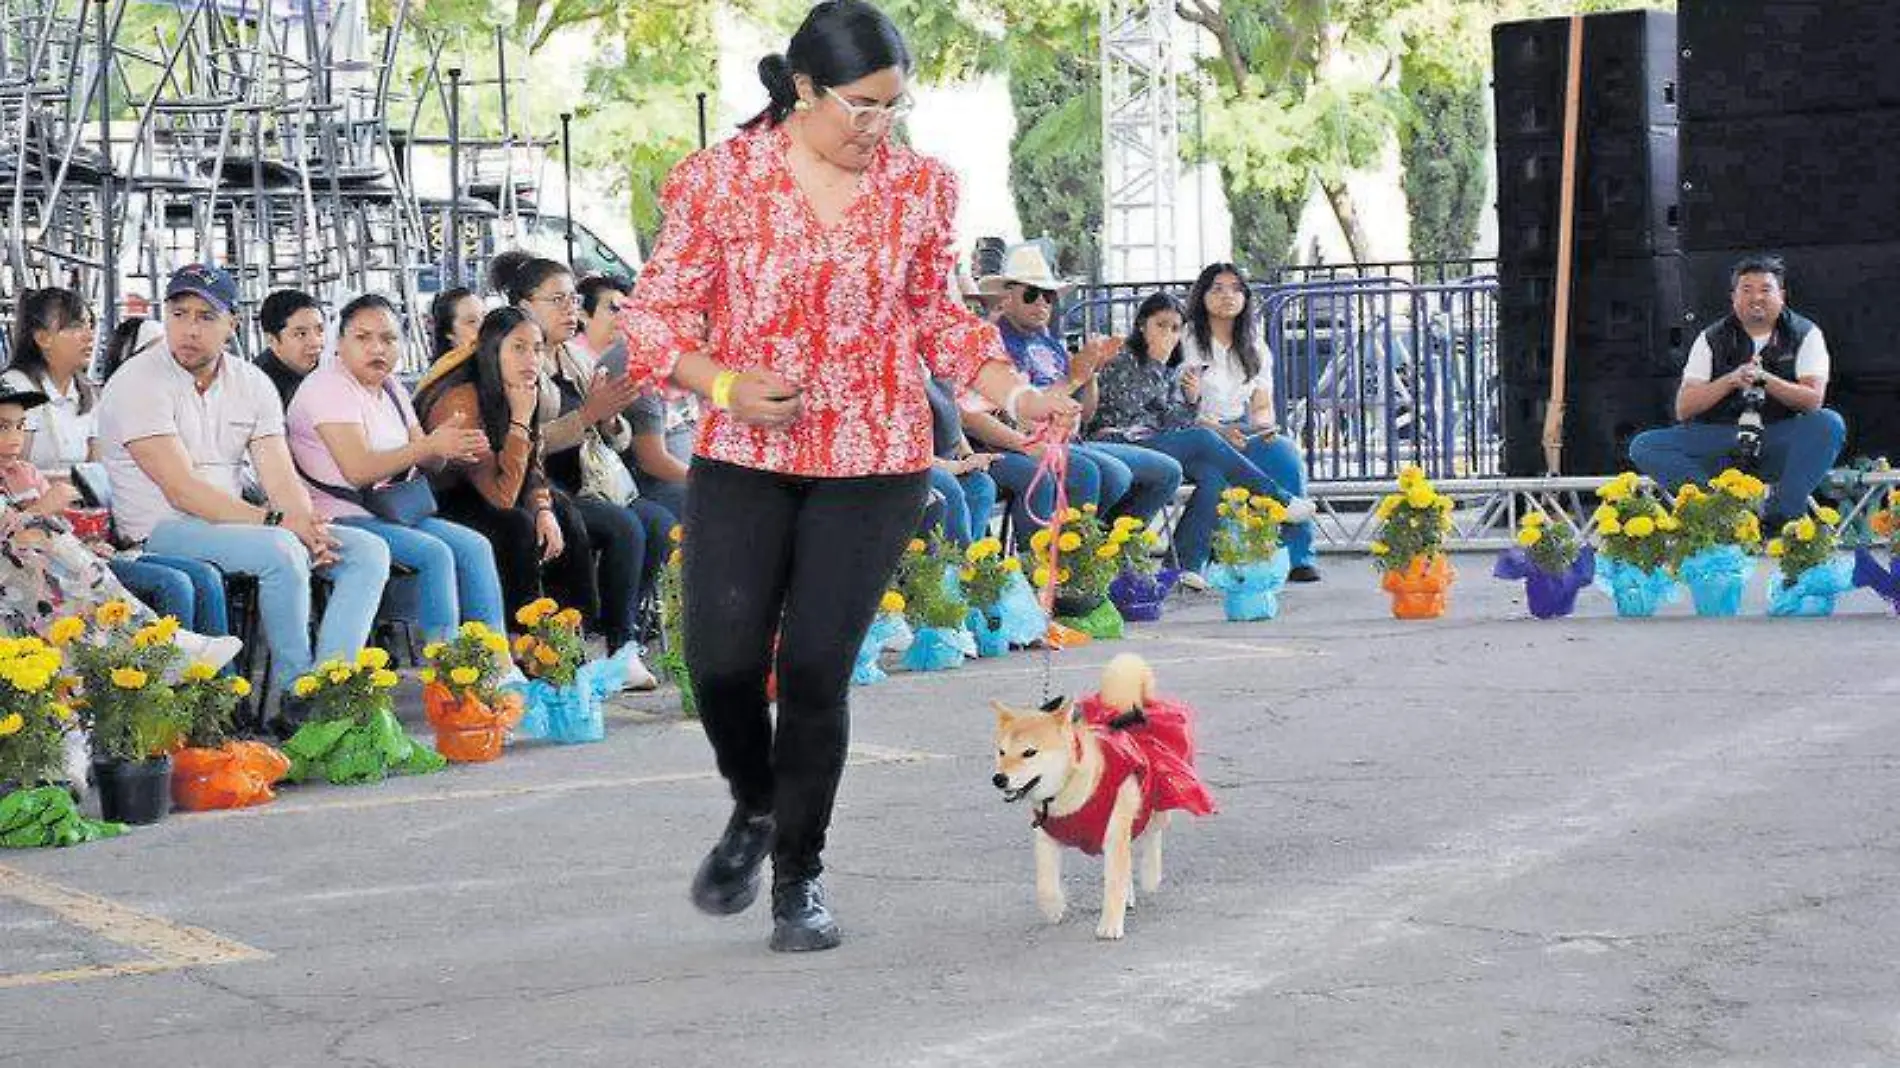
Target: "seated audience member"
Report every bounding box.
[923,373,997,547]
[4,287,99,477]
[255,289,325,409]
[414,307,653,684]
[429,287,483,364]
[571,273,697,522]
[95,265,390,722]
[0,381,238,665]
[287,294,514,654]
[1629,254,1847,526]
[980,243,1183,526]
[1177,262,1319,582]
[1090,292,1317,585]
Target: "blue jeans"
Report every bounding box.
[1085,441,1184,524]
[145,519,391,693]
[1241,433,1315,568]
[635,476,687,527]
[989,450,1104,550]
[924,466,999,546]
[1629,409,1847,521]
[1129,428,1303,571]
[336,516,505,642]
[109,554,229,635]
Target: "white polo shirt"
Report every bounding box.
[96,343,286,543]
[0,368,95,477]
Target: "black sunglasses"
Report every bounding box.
[1018,286,1056,306]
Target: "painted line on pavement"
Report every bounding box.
[0,864,270,989]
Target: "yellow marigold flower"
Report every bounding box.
[1222,486,1249,504]
[534,644,561,666]
[111,667,149,690]
[1597,482,1629,503]
[515,603,544,627]
[1215,503,1231,518]
[1113,517,1142,532]
[1058,568,1071,583]
[96,600,132,628]
[423,642,446,660]
[1657,514,1681,532]
[1766,538,1786,558]
[182,661,219,683]
[1080,503,1097,515]
[328,668,353,685]
[131,625,164,648]
[1001,556,1023,572]
[1094,544,1119,560]
[668,525,683,543]
[1369,541,1390,556]
[1795,517,1818,542]
[0,712,21,737]
[1262,500,1288,523]
[1108,530,1131,546]
[230,677,252,698]
[1058,532,1082,552]
[12,667,50,693]
[1398,465,1424,488]
[1625,516,1656,538]
[1375,495,1402,520]
[514,634,535,655]
[1599,517,1623,536]
[1029,528,1053,552]
[370,669,400,689]
[449,666,481,687]
[1816,505,1841,526]
[358,646,391,670]
[419,668,437,685]
[1736,515,1762,541]
[906,539,927,554]
[1405,486,1436,509]
[959,566,977,582]
[1889,489,1900,509]
[1032,566,1051,587]
[1143,530,1161,547]
[484,634,509,656]
[1249,494,1273,511]
[1523,511,1547,528]
[554,608,583,630]
[1435,494,1455,512]
[1517,527,1544,547]
[879,591,906,615]
[293,675,320,698]
[668,548,683,569]
[47,616,85,647]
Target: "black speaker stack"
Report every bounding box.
[1679,0,1900,464]
[1493,10,1687,475]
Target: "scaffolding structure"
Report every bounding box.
[1099,0,1179,287]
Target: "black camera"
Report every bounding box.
[1733,381,1767,470]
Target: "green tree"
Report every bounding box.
[1398,52,1486,264]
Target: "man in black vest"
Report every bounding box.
[1629,255,1846,525]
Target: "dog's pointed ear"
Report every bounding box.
[992,699,1015,730]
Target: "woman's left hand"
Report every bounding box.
[536,508,565,562]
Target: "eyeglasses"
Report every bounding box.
[1017,286,1056,306]
[1207,283,1248,297]
[824,87,913,132]
[529,293,581,308]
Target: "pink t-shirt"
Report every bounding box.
[285,360,421,520]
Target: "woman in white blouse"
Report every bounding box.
[3,287,99,477]
[1176,262,1319,582]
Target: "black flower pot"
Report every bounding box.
[92,756,172,825]
[1053,591,1104,618]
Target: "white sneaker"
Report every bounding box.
[1176,570,1209,592]
[622,650,659,692]
[174,632,243,672]
[62,729,91,793]
[1282,496,1317,524]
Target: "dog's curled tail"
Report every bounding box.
[1098,653,1156,714]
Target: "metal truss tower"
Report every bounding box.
[1100,0,1179,285]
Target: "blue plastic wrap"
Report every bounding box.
[1594,556,1681,618]
[901,626,975,672]
[1679,545,1753,617]
[1494,546,1596,619]
[1206,552,1290,622]
[1109,568,1179,622]
[995,571,1050,647]
[1767,557,1855,617]
[852,613,914,686]
[516,646,627,744]
[965,607,1010,658]
[1852,548,1900,614]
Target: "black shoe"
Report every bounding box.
[769,877,841,952]
[690,808,775,916]
[1288,564,1323,583]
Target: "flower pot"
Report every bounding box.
[171,741,290,811]
[1381,555,1456,620]
[92,756,172,825]
[1680,545,1752,617]
[1495,547,1596,620]
[995,572,1050,647]
[1108,569,1179,623]
[965,608,1010,659]
[1206,553,1290,622]
[852,614,914,686]
[901,626,974,672]
[1596,557,1680,618]
[1056,599,1125,640]
[423,682,524,763]
[1767,557,1855,617]
[0,784,125,848]
[284,708,448,785]
[1852,547,1900,613]
[1052,590,1105,619]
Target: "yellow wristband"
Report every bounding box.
[710,370,739,410]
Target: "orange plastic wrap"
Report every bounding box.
[1381,554,1456,620]
[423,682,525,763]
[170,740,291,811]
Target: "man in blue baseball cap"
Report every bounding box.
[96,263,391,733]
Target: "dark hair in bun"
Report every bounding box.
[744,0,912,130]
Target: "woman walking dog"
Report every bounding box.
[618,0,1080,951]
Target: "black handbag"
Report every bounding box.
[296,381,440,526]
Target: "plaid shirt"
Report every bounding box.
[1088,349,1199,441]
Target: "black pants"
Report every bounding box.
[683,458,929,885]
[569,495,646,650]
[437,485,611,643]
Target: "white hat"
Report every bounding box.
[977,243,1072,296]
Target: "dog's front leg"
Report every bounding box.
[1096,779,1142,940]
[1035,829,1066,923]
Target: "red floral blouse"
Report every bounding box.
[617,123,1014,477]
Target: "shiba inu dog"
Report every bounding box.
[991,653,1214,940]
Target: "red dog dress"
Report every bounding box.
[1034,694,1216,855]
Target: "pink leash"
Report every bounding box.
[1020,422,1075,616]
